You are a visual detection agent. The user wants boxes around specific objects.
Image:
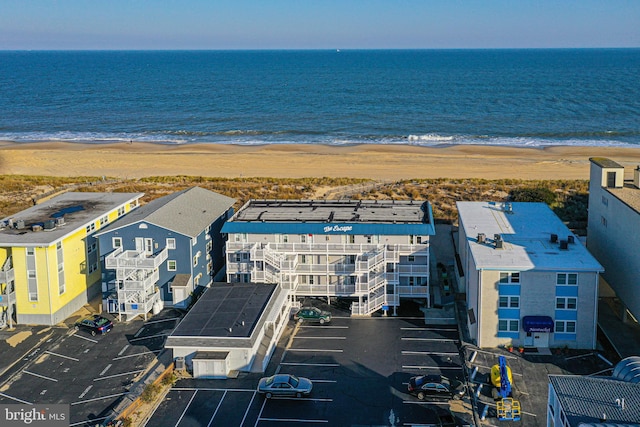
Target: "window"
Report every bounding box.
[499,296,520,308]
[601,195,608,206]
[555,321,576,333]
[86,223,96,233]
[99,215,109,226]
[113,237,122,248]
[87,242,97,253]
[348,235,355,244]
[167,260,177,271]
[498,319,519,332]
[283,235,289,243]
[416,236,422,244]
[27,248,35,256]
[557,273,577,286]
[601,216,607,227]
[408,255,415,262]
[500,272,520,284]
[301,234,307,243]
[556,297,577,310]
[166,238,176,249]
[366,235,372,243]
[193,251,201,266]
[118,206,126,216]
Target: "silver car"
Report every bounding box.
[257,374,313,398]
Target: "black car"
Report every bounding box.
[74,315,113,336]
[408,375,466,401]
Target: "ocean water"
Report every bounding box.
[0,49,639,147]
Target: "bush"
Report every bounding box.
[140,383,161,403]
[509,187,557,205]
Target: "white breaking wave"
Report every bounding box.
[407,134,455,143]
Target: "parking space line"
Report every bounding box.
[468,348,519,360]
[71,392,129,405]
[0,392,33,405]
[175,389,197,427]
[287,348,343,353]
[281,362,340,367]
[207,389,227,427]
[134,328,145,338]
[402,365,461,370]
[300,325,348,329]
[269,397,333,402]
[23,370,58,382]
[240,390,257,427]
[254,397,267,427]
[69,416,109,426]
[93,369,145,381]
[400,327,457,331]
[129,333,170,342]
[402,400,450,405]
[99,364,113,376]
[113,350,161,360]
[72,334,97,343]
[118,344,130,356]
[402,351,460,356]
[401,338,459,342]
[309,379,337,383]
[145,317,180,325]
[293,336,346,340]
[78,385,93,399]
[259,418,328,423]
[45,350,79,361]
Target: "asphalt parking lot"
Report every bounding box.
[0,309,182,427]
[147,309,475,427]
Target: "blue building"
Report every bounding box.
[95,187,235,320]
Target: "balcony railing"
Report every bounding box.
[105,247,168,270]
[0,288,16,307]
[118,269,159,292]
[396,285,429,297]
[0,267,14,284]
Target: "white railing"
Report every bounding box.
[351,290,386,316]
[396,286,429,297]
[0,267,14,284]
[119,270,159,292]
[105,247,168,270]
[396,265,429,275]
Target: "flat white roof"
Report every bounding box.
[457,201,603,272]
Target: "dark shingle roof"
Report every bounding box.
[549,375,640,426]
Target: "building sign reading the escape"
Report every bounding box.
[323,225,353,233]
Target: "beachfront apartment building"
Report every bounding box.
[0,192,142,326]
[95,187,235,320]
[457,201,603,349]
[587,157,640,324]
[222,199,435,316]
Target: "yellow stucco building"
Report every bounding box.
[0,192,143,326]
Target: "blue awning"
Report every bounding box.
[522,316,554,333]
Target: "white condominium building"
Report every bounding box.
[222,199,435,316]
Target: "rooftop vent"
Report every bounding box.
[15,220,25,230]
[495,239,503,249]
[32,225,43,232]
[550,233,558,243]
[494,234,503,249]
[567,235,575,244]
[56,216,65,226]
[559,240,568,250]
[477,233,486,244]
[504,202,513,214]
[44,219,56,230]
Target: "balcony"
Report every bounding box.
[0,287,16,307]
[118,269,159,292]
[105,247,169,270]
[397,285,429,297]
[0,267,14,284]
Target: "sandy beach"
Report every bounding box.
[1,141,639,181]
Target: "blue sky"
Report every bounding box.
[1,0,639,50]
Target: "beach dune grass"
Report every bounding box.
[0,175,588,230]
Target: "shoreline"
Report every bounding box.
[1,140,640,180]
